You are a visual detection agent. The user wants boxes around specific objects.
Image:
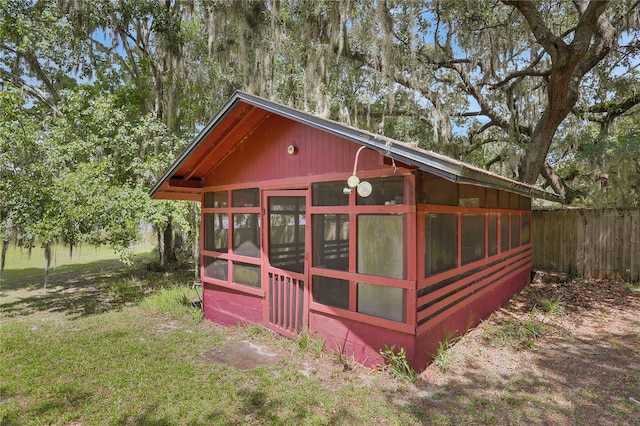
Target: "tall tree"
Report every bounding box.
[192,0,639,202]
[331,0,639,201]
[2,0,640,282]
[1,1,196,271]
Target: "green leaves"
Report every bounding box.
[0,81,188,271]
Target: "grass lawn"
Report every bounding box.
[3,302,402,425]
[0,257,419,425]
[1,257,639,425]
[1,242,154,287]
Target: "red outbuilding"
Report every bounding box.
[151,92,559,370]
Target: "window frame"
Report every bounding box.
[202,187,263,295]
[309,172,415,327]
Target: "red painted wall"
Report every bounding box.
[204,115,384,187]
[202,284,263,326]
[308,311,415,368]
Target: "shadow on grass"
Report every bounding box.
[202,388,356,425]
[402,334,639,424]
[114,405,172,426]
[0,255,195,320]
[0,258,125,291]
[0,385,93,426]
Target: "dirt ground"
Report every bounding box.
[413,271,640,425]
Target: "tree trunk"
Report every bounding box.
[1,238,8,281]
[156,226,164,266]
[43,242,52,289]
[506,0,614,199]
[518,87,571,186]
[162,218,178,267]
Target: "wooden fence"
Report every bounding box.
[532,208,640,281]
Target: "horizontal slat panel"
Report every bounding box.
[417,254,531,325]
[416,261,531,335]
[417,248,531,308]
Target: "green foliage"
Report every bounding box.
[557,114,640,206]
[296,332,325,357]
[540,296,565,316]
[139,284,201,322]
[626,281,640,292]
[433,331,456,373]
[297,331,313,352]
[483,313,548,349]
[378,344,418,383]
[2,0,640,281]
[333,343,356,371]
[0,82,193,275]
[243,324,273,339]
[107,275,149,303]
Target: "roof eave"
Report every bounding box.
[149,93,248,198]
[150,91,563,204]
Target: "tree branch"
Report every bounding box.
[485,153,504,169]
[490,68,551,89]
[490,48,549,89]
[451,63,512,132]
[576,94,640,117]
[502,0,568,61]
[574,11,616,79]
[344,48,440,106]
[573,93,640,132]
[541,161,576,203]
[89,37,136,78]
[453,111,485,117]
[0,68,62,116]
[21,51,61,104]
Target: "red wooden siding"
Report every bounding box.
[202,283,263,326]
[150,94,547,373]
[193,114,538,372]
[204,115,387,187]
[416,246,531,331]
[175,104,267,183]
[199,172,534,371]
[412,204,533,370]
[309,311,416,368]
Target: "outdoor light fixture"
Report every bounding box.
[346,146,372,198]
[287,144,298,155]
[356,181,372,197]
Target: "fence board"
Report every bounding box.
[533,213,542,267]
[605,211,614,279]
[631,213,639,282]
[563,210,574,275]
[587,210,596,278]
[554,212,562,271]
[622,213,631,281]
[575,210,584,277]
[533,208,640,280]
[614,212,623,280]
[532,213,541,267]
[543,212,553,270]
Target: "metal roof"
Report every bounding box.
[150,91,562,202]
